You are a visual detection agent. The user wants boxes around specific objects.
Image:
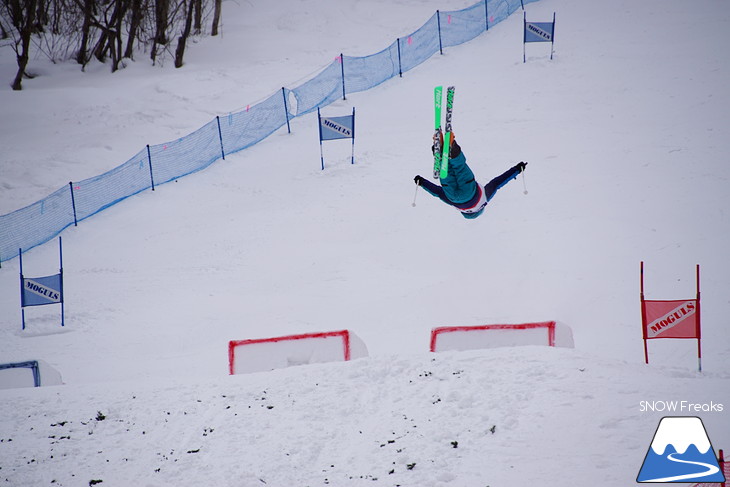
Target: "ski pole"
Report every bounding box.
[521,166,528,195]
[412,180,421,207]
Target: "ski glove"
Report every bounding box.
[414,175,425,186]
[449,139,462,158]
[431,131,457,153]
[431,133,461,160]
[516,161,528,172]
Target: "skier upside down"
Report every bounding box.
[414,132,527,219]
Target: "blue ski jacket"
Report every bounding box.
[418,142,523,219]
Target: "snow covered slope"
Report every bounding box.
[1,347,728,486]
[1,0,729,484]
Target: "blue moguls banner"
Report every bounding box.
[318,107,356,169]
[523,12,556,62]
[22,274,63,307]
[19,237,66,330]
[320,114,355,141]
[524,21,554,43]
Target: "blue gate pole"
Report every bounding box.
[281,87,291,134]
[523,12,526,63]
[216,116,226,160]
[146,145,156,191]
[351,107,356,165]
[550,12,556,60]
[59,237,64,327]
[317,108,325,170]
[436,11,444,55]
[19,248,25,330]
[484,0,489,31]
[68,182,78,226]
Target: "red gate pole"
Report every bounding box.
[640,261,649,364]
[719,449,725,487]
[696,264,702,372]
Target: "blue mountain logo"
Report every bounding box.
[638,417,725,483]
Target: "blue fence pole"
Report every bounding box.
[282,87,291,134]
[485,0,489,31]
[68,182,78,226]
[340,54,346,100]
[146,144,156,191]
[437,10,444,55]
[216,116,226,160]
[397,38,403,77]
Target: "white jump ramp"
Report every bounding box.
[228,330,368,375]
[430,321,574,353]
[0,359,63,389]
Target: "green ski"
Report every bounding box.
[440,86,455,179]
[432,86,443,179]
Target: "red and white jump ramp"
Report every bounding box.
[430,321,574,353]
[229,330,368,375]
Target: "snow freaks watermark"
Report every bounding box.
[637,417,726,483]
[640,400,724,413]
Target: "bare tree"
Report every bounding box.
[210,0,219,36]
[75,0,92,65]
[123,0,142,59]
[150,0,168,64]
[0,16,9,38]
[173,0,192,67]
[109,0,127,71]
[192,0,200,34]
[34,0,47,28]
[3,0,39,90]
[2,0,219,86]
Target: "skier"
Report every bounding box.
[414,132,527,219]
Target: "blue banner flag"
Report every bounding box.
[523,12,556,62]
[320,114,355,141]
[19,236,66,330]
[524,21,554,43]
[318,107,356,169]
[22,274,63,307]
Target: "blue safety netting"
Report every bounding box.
[219,90,292,151]
[0,0,536,264]
[73,149,152,222]
[290,61,343,117]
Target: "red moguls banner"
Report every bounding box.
[643,299,699,339]
[640,262,702,371]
